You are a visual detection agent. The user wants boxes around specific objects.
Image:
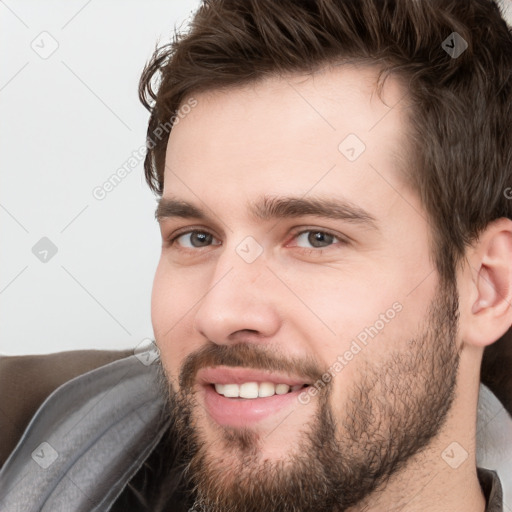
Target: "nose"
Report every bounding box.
[192,245,282,345]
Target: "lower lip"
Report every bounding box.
[202,385,306,428]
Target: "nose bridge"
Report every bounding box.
[192,237,280,342]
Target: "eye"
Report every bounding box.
[294,230,336,248]
[165,227,347,253]
[169,230,221,249]
[290,229,348,252]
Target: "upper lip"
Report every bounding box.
[197,366,310,387]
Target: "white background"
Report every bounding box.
[1,1,511,355]
[1,0,200,355]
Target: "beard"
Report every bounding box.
[153,280,461,512]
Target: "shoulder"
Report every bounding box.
[0,348,169,511]
[0,348,132,469]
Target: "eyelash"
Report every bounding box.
[165,227,348,255]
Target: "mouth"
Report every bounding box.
[197,367,312,428]
[213,381,308,398]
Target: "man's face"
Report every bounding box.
[151,65,461,511]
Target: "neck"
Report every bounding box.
[348,350,486,512]
[347,445,486,512]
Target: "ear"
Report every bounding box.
[459,217,512,348]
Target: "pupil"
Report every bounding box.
[192,232,211,247]
[309,231,333,248]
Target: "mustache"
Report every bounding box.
[179,342,324,390]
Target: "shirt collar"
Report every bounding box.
[478,467,504,512]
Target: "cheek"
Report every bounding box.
[151,259,201,329]
[151,261,203,375]
[150,260,173,338]
[309,275,435,413]
[292,266,403,348]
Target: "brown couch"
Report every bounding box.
[0,331,510,470]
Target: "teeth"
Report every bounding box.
[213,382,304,399]
[239,382,259,399]
[222,384,240,398]
[275,384,290,395]
[258,382,275,398]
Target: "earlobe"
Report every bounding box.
[471,266,498,315]
[463,218,512,348]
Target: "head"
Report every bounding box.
[140,1,512,511]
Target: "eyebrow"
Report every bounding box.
[156,195,378,230]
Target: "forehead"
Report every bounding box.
[163,64,411,213]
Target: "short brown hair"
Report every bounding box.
[139,0,512,282]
